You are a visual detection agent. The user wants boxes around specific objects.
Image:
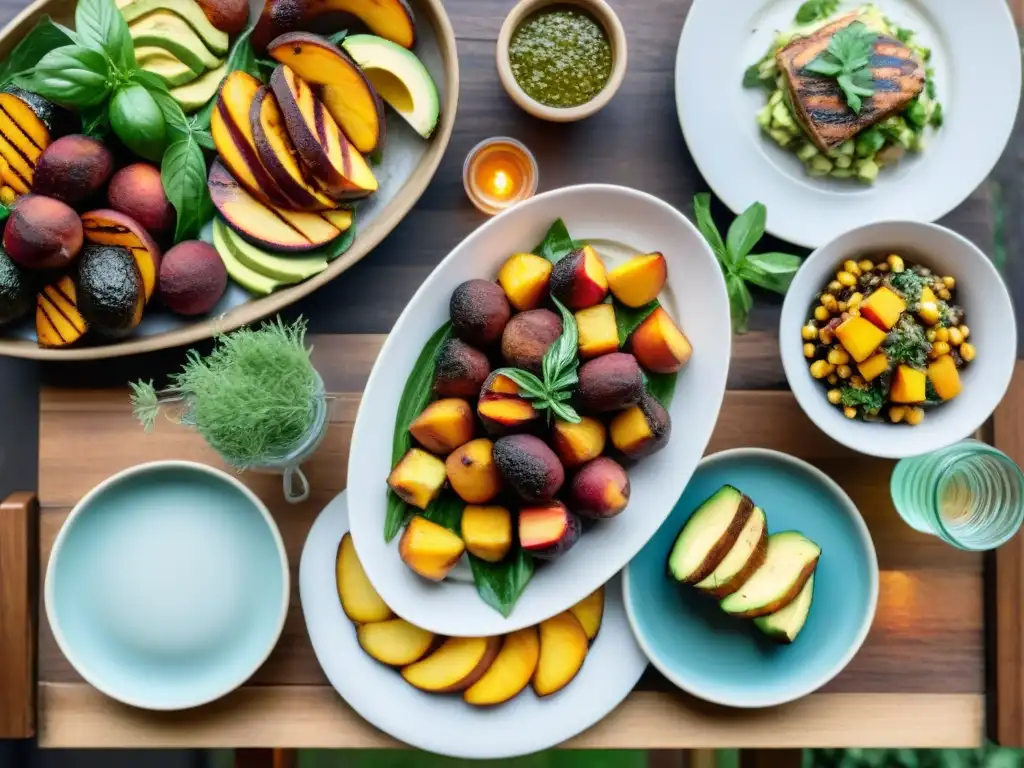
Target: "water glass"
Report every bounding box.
[890,439,1024,550]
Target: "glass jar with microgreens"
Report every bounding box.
[129,318,330,503]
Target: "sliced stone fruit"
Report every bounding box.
[267,32,386,155]
[128,11,221,73]
[80,209,162,303]
[532,612,588,697]
[518,501,580,560]
[248,84,336,211]
[460,504,512,563]
[464,627,540,707]
[694,505,768,599]
[720,532,821,619]
[357,619,435,666]
[667,485,754,584]
[401,636,501,694]
[335,531,392,624]
[251,0,416,53]
[118,0,230,53]
[36,275,87,348]
[753,574,815,644]
[387,448,447,511]
[342,34,440,139]
[569,587,604,642]
[270,65,378,200]
[4,194,82,270]
[0,87,73,195]
[207,161,348,252]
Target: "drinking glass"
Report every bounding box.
[890,439,1024,550]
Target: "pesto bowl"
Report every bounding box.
[780,220,1016,459]
[347,184,732,637]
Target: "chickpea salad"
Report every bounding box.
[744,3,943,183]
[802,255,973,426]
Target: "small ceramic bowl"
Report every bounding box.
[496,0,628,122]
[45,461,289,710]
[624,449,878,709]
[781,221,1016,460]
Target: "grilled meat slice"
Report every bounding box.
[776,12,925,152]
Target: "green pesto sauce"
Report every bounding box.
[509,6,612,108]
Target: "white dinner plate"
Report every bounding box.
[675,0,1021,248]
[299,491,649,759]
[346,184,731,636]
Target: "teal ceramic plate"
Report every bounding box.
[45,461,289,710]
[624,448,878,708]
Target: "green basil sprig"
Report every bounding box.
[804,21,877,114]
[494,297,582,424]
[693,193,803,334]
[795,0,840,24]
[19,45,110,107]
[533,218,581,264]
[0,16,75,87]
[75,0,134,72]
[614,299,658,346]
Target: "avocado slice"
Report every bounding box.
[218,220,328,284]
[142,51,202,87]
[171,61,226,112]
[129,11,220,74]
[719,532,821,618]
[342,34,440,139]
[667,485,754,584]
[212,220,285,296]
[118,0,229,54]
[754,574,815,644]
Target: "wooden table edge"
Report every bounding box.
[0,491,37,740]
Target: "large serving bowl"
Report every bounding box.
[0,0,458,360]
[780,221,1016,459]
[348,184,732,637]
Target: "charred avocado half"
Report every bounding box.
[76,245,144,336]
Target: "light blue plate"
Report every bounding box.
[624,448,878,708]
[45,461,289,710]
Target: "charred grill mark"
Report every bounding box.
[83,224,131,234]
[45,285,86,333]
[0,103,43,153]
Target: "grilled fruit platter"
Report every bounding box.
[0,0,455,358]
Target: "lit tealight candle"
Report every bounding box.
[463,137,538,215]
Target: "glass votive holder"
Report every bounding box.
[463,136,538,215]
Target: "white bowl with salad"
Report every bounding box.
[675,0,1021,247]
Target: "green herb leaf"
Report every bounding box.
[726,273,753,334]
[19,45,110,107]
[804,58,843,77]
[493,367,547,399]
[327,29,348,45]
[884,314,929,369]
[193,129,215,151]
[549,400,581,423]
[613,299,659,346]
[692,193,728,264]
[469,549,535,618]
[134,69,190,139]
[803,22,877,114]
[795,0,840,24]
[384,322,452,542]
[225,25,261,82]
[421,493,464,533]
[75,0,134,72]
[79,104,110,139]
[646,371,677,408]
[742,63,765,88]
[725,201,767,264]
[840,385,885,413]
[533,218,580,264]
[318,216,357,262]
[544,296,578,380]
[162,134,212,243]
[0,17,75,87]
[738,251,802,294]
[190,96,216,132]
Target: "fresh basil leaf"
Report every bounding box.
[692,193,728,264]
[76,0,134,72]
[0,202,10,223]
[79,104,110,139]
[368,148,383,166]
[545,296,579,379]
[134,70,190,139]
[744,251,802,275]
[726,273,752,334]
[742,63,764,88]
[226,25,261,82]
[384,322,452,542]
[327,29,348,45]
[493,367,547,399]
[21,45,110,107]
[0,17,75,86]
[549,400,581,424]
[805,56,843,77]
[646,372,677,408]
[725,201,766,263]
[421,493,463,533]
[470,549,534,618]
[162,134,212,242]
[193,129,215,151]
[613,299,659,346]
[533,218,580,264]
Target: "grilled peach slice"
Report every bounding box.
[533,612,588,697]
[607,252,667,308]
[335,532,392,624]
[569,587,604,642]
[80,209,161,303]
[252,0,416,52]
[357,619,435,666]
[401,636,501,693]
[398,515,465,582]
[631,307,692,374]
[477,371,540,437]
[550,245,608,310]
[36,275,86,348]
[464,627,540,706]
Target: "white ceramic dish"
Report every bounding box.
[675,0,1021,248]
[780,221,1016,459]
[300,491,649,759]
[348,184,731,637]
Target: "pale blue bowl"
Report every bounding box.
[45,461,289,710]
[624,448,878,708]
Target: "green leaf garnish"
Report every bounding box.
[840,385,885,414]
[0,17,75,87]
[613,299,658,346]
[421,492,464,533]
[795,0,840,25]
[803,21,878,114]
[469,549,534,618]
[532,219,582,264]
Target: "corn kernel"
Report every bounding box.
[960,342,976,362]
[935,327,949,343]
[918,301,940,326]
[837,271,857,287]
[827,280,843,294]
[810,360,835,379]
[931,341,951,358]
[801,324,818,341]
[827,373,839,385]
[848,292,863,308]
[948,327,963,346]
[0,186,15,206]
[837,364,852,379]
[926,329,937,343]
[858,260,874,273]
[848,307,861,317]
[843,406,857,419]
[938,288,951,301]
[906,407,925,426]
[814,306,830,322]
[823,295,839,313]
[827,389,842,405]
[850,375,866,389]
[844,260,861,277]
[943,276,956,289]
[876,262,890,273]
[827,347,850,365]
[960,325,970,339]
[819,327,834,344]
[803,343,816,358]
[887,254,905,272]
[889,406,906,423]
[837,301,848,312]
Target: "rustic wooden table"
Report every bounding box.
[1,0,1024,755]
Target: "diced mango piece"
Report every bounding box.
[607,252,667,308]
[860,286,906,331]
[409,398,475,455]
[388,448,447,509]
[890,365,926,404]
[857,352,889,382]
[460,505,512,563]
[920,286,937,304]
[398,516,466,582]
[835,316,887,363]
[498,252,553,311]
[575,303,619,359]
[928,355,962,401]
